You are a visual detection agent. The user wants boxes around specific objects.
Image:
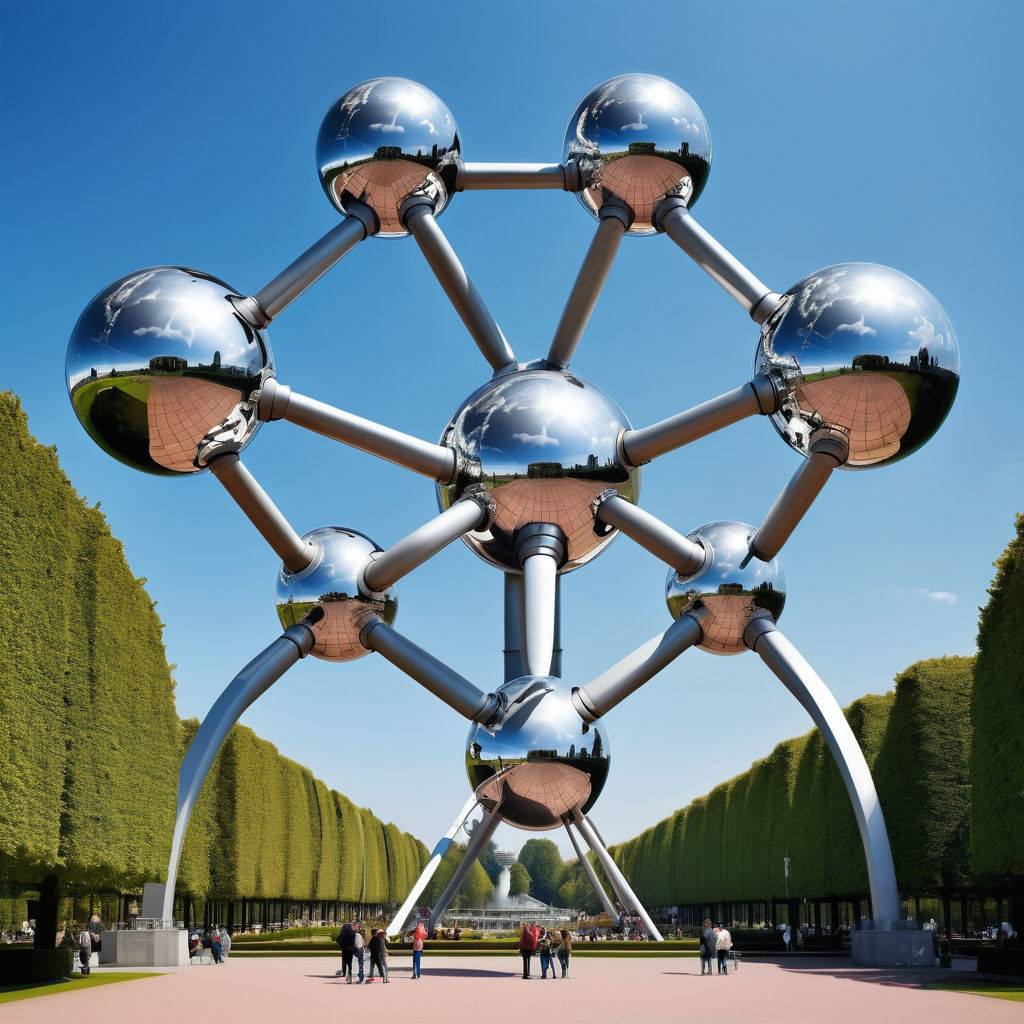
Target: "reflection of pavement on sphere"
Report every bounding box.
[489,477,609,565]
[796,374,911,466]
[586,155,689,227]
[148,377,242,472]
[476,762,593,830]
[332,161,434,233]
[697,595,760,655]
[309,598,385,661]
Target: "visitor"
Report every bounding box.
[538,927,552,978]
[715,923,732,974]
[76,923,93,974]
[88,913,103,956]
[557,928,572,978]
[519,921,537,978]
[218,924,231,959]
[700,919,716,975]
[410,920,427,979]
[783,924,792,952]
[336,920,355,981]
[368,927,389,983]
[353,923,366,983]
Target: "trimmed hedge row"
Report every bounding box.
[0,947,73,985]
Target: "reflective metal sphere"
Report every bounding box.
[756,263,960,469]
[275,526,397,662]
[317,77,461,238]
[66,267,271,476]
[563,73,712,233]
[666,521,785,656]
[466,675,610,831]
[437,368,639,573]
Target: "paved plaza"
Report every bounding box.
[17,954,1021,1023]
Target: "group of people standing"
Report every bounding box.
[335,921,391,983]
[518,922,573,979]
[188,925,231,963]
[699,920,733,975]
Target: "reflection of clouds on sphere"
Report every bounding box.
[756,263,960,469]
[437,368,639,573]
[275,526,397,662]
[563,73,712,234]
[466,676,609,831]
[317,77,461,238]
[66,266,271,476]
[666,521,785,656]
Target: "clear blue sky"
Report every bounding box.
[2,0,1019,863]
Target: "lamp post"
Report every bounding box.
[784,857,790,925]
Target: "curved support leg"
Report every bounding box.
[387,794,481,937]
[744,616,900,921]
[160,625,314,925]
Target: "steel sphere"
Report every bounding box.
[756,263,960,469]
[317,77,461,238]
[66,267,271,476]
[666,521,785,656]
[562,73,712,234]
[275,526,397,662]
[466,675,610,831]
[437,368,639,573]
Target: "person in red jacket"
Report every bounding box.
[411,920,427,979]
[519,921,537,978]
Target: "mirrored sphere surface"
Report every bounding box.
[562,73,712,233]
[66,267,271,476]
[666,521,785,656]
[756,263,960,469]
[438,369,639,573]
[466,675,610,831]
[317,77,461,237]
[275,526,397,662]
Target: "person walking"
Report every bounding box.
[218,925,231,960]
[715,923,733,974]
[76,923,92,975]
[368,927,389,983]
[336,920,355,981]
[538,927,552,978]
[557,929,572,978]
[353,923,366,983]
[519,921,537,978]
[700,919,715,976]
[410,920,427,979]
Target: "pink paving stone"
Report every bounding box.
[19,954,1020,1024]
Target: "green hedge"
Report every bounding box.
[0,947,73,985]
[977,946,1024,978]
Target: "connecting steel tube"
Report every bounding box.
[572,611,704,723]
[208,454,315,572]
[428,809,503,929]
[359,618,497,723]
[547,208,630,370]
[361,497,490,594]
[654,199,781,324]
[564,822,619,921]
[594,493,705,574]
[620,377,776,467]
[457,163,572,190]
[258,378,456,482]
[747,429,849,562]
[744,616,900,921]
[237,205,376,326]
[402,199,517,372]
[161,624,315,925]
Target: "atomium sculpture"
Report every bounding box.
[66,74,959,939]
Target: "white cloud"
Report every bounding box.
[369,123,405,133]
[419,118,437,134]
[909,315,941,348]
[620,114,649,131]
[835,315,877,337]
[513,426,559,447]
[919,588,957,603]
[133,323,194,344]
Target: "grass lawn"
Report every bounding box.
[922,978,1024,1002]
[0,971,160,1004]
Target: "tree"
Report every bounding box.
[518,838,565,905]
[508,861,531,896]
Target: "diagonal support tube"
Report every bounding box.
[387,794,481,937]
[359,618,501,724]
[402,198,516,373]
[574,811,663,940]
[161,624,315,924]
[653,198,781,324]
[593,493,706,574]
[620,375,779,467]
[428,806,503,929]
[231,203,378,327]
[208,453,315,572]
[746,427,849,563]
[572,610,704,723]
[361,494,493,594]
[546,204,630,370]
[257,377,456,482]
[744,615,900,921]
[564,821,619,921]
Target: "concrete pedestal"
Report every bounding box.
[98,928,188,967]
[852,929,937,967]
